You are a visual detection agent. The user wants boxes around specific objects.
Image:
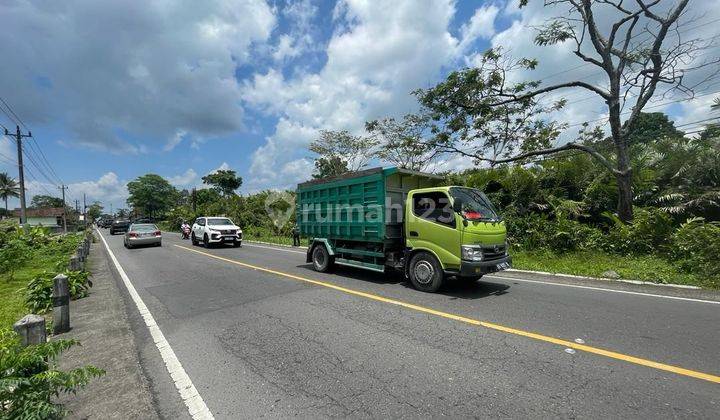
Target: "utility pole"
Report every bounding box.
[192,187,197,212]
[5,125,31,225]
[75,199,79,213]
[58,184,68,233]
[82,193,86,222]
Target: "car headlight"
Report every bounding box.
[461,245,483,261]
[209,228,220,232]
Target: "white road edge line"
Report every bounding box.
[244,242,306,254]
[244,241,719,305]
[97,230,214,419]
[485,275,719,305]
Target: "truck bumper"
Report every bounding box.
[451,255,512,277]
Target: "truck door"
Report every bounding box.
[406,191,462,270]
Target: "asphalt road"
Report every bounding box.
[96,229,720,419]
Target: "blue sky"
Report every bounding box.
[1,0,718,211]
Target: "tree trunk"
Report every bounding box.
[616,171,634,222]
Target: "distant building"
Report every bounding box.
[12,207,64,228]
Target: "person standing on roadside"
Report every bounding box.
[292,224,300,247]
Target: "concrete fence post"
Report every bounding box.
[69,255,80,271]
[13,314,46,346]
[77,245,85,262]
[52,274,70,334]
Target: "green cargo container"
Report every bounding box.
[296,167,442,243]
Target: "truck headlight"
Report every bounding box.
[461,245,483,261]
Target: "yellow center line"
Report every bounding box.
[174,244,720,385]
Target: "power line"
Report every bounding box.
[538,16,720,84]
[0,95,65,187]
[0,96,28,130]
[563,89,720,130]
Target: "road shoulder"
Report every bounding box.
[56,239,159,419]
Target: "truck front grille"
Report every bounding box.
[483,245,507,261]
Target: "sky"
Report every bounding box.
[0,0,719,211]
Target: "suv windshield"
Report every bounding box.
[207,218,233,226]
[449,187,500,221]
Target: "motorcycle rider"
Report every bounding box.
[180,220,191,239]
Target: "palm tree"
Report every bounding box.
[0,172,20,213]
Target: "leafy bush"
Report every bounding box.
[0,239,30,280]
[670,218,720,287]
[24,271,93,314]
[505,213,603,252]
[598,208,674,255]
[0,329,104,418]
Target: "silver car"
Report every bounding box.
[124,223,162,248]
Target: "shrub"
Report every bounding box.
[505,213,603,252]
[0,329,104,418]
[24,271,93,314]
[598,207,674,255]
[670,218,720,287]
[0,239,30,280]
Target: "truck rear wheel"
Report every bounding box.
[408,252,444,292]
[311,244,333,272]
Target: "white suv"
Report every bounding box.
[191,217,242,248]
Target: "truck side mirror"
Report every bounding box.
[452,199,462,213]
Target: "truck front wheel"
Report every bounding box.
[408,252,444,292]
[311,244,333,272]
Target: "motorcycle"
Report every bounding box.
[181,225,191,240]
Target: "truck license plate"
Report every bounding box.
[496,262,510,271]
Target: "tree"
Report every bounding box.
[86,201,103,221]
[201,169,242,196]
[0,172,19,212]
[126,174,179,217]
[30,194,64,208]
[366,113,441,172]
[626,112,685,146]
[419,0,712,222]
[312,156,348,179]
[309,130,377,178]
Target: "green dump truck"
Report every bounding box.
[296,167,511,292]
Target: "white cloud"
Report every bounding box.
[167,168,198,187]
[164,130,187,152]
[271,0,319,62]
[244,0,459,189]
[457,4,499,52]
[0,0,276,153]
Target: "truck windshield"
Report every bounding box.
[449,187,500,221]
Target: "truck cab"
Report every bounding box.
[404,186,510,291]
[298,167,511,292]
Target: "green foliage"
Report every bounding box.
[366,113,438,171]
[202,169,243,196]
[0,173,19,212]
[670,219,720,287]
[415,47,564,165]
[0,329,104,419]
[625,112,685,146]
[29,194,65,209]
[310,130,377,178]
[0,239,29,280]
[86,201,103,221]
[127,174,179,218]
[24,271,92,314]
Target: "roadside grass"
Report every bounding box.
[244,234,714,288]
[244,234,304,247]
[0,235,82,330]
[511,249,715,288]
